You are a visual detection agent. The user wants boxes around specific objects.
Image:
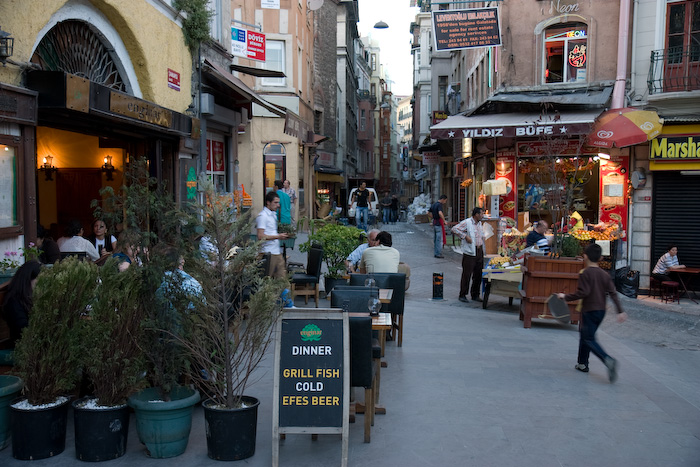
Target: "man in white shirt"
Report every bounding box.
[59,219,100,261]
[256,191,289,278]
[359,231,400,273]
[344,229,380,273]
[452,207,485,303]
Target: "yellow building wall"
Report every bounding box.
[0,0,192,112]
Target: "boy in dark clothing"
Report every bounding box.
[557,243,627,383]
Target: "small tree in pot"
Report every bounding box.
[300,223,364,280]
[177,185,287,461]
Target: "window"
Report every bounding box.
[371,54,377,71]
[262,40,285,87]
[0,142,18,230]
[544,23,588,83]
[263,142,286,193]
[666,1,700,63]
[438,76,448,112]
[360,109,366,131]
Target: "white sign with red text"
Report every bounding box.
[231,26,266,62]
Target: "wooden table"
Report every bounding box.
[481,268,522,309]
[349,312,391,415]
[675,267,700,303]
[378,288,393,304]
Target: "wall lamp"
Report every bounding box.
[40,155,57,181]
[0,27,14,65]
[102,155,115,180]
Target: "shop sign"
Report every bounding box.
[432,7,501,51]
[548,0,580,14]
[422,151,440,165]
[650,136,700,161]
[432,122,591,140]
[517,140,599,157]
[432,111,449,125]
[231,27,266,62]
[186,167,197,200]
[284,113,312,143]
[496,151,516,221]
[206,139,225,173]
[261,0,280,8]
[109,92,172,128]
[167,68,180,92]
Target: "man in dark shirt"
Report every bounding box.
[351,181,373,231]
[431,195,447,258]
[557,243,627,382]
[390,194,399,223]
[525,220,550,253]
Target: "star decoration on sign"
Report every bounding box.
[559,126,568,134]
[448,131,455,138]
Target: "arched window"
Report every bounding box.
[263,142,286,193]
[544,22,588,84]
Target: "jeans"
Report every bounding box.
[356,206,369,231]
[434,225,443,256]
[383,209,391,224]
[578,310,610,365]
[391,208,398,223]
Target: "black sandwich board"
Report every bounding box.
[272,309,349,467]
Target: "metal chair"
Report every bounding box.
[290,245,323,306]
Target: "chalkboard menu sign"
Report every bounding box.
[272,309,349,467]
[432,7,501,51]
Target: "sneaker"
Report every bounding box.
[605,357,618,383]
[434,255,445,258]
[574,363,589,373]
[458,296,469,303]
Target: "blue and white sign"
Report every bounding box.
[231,27,247,58]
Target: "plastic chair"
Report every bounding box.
[290,245,323,306]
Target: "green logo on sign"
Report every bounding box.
[186,167,197,200]
[300,324,322,341]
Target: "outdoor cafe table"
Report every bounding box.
[350,312,391,415]
[675,267,700,303]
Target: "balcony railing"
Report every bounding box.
[648,48,700,94]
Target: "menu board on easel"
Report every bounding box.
[599,156,629,230]
[272,309,349,467]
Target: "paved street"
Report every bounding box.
[2,221,700,466]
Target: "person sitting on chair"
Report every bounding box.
[345,229,380,273]
[59,219,100,261]
[359,231,400,273]
[652,244,685,282]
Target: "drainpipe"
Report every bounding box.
[612,0,632,109]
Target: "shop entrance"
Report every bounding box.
[55,169,103,237]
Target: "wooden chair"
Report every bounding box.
[349,316,377,443]
[350,273,406,346]
[649,276,662,299]
[290,245,323,306]
[60,251,88,261]
[661,281,680,304]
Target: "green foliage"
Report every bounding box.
[560,234,583,258]
[173,0,213,50]
[77,260,148,407]
[300,223,364,279]
[179,185,287,409]
[14,258,99,405]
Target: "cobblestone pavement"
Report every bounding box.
[3,220,699,466]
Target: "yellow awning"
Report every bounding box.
[316,173,344,183]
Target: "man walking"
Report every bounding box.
[283,179,297,222]
[430,195,447,258]
[350,181,373,231]
[452,207,485,303]
[381,192,392,224]
[256,191,289,278]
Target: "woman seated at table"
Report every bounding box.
[1,261,41,349]
[652,244,686,282]
[86,219,117,259]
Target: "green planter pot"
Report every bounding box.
[0,375,22,450]
[128,386,200,458]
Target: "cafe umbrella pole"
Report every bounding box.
[432,273,444,300]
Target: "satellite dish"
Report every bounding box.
[630,169,647,189]
[308,0,324,10]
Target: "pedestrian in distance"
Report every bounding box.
[282,179,297,222]
[390,194,399,223]
[452,207,485,303]
[557,243,627,383]
[381,191,392,224]
[274,180,291,225]
[430,195,448,258]
[256,191,289,279]
[350,181,373,231]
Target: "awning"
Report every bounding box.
[430,109,601,140]
[316,173,344,183]
[230,63,286,78]
[202,59,285,117]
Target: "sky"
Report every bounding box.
[356,0,420,97]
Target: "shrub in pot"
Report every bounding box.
[12,258,98,460]
[72,260,148,461]
[178,186,287,461]
[300,222,363,290]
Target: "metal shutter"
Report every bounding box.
[651,172,700,270]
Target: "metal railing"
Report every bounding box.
[648,48,700,94]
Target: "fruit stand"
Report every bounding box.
[481,256,522,309]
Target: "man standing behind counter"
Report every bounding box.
[525,220,551,254]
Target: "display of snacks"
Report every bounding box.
[488,256,512,268]
[571,222,621,241]
[599,260,612,270]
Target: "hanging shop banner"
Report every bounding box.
[599,156,628,231]
[206,139,225,173]
[231,27,266,62]
[496,151,517,221]
[422,151,440,165]
[432,7,501,51]
[516,140,600,157]
[432,111,449,125]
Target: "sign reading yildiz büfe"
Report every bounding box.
[422,151,440,165]
[432,7,501,52]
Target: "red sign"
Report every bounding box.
[598,156,628,231]
[206,139,225,173]
[496,151,517,221]
[167,68,180,92]
[246,31,266,61]
[422,151,439,165]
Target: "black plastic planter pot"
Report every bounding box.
[11,397,70,460]
[73,397,130,462]
[203,396,260,461]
